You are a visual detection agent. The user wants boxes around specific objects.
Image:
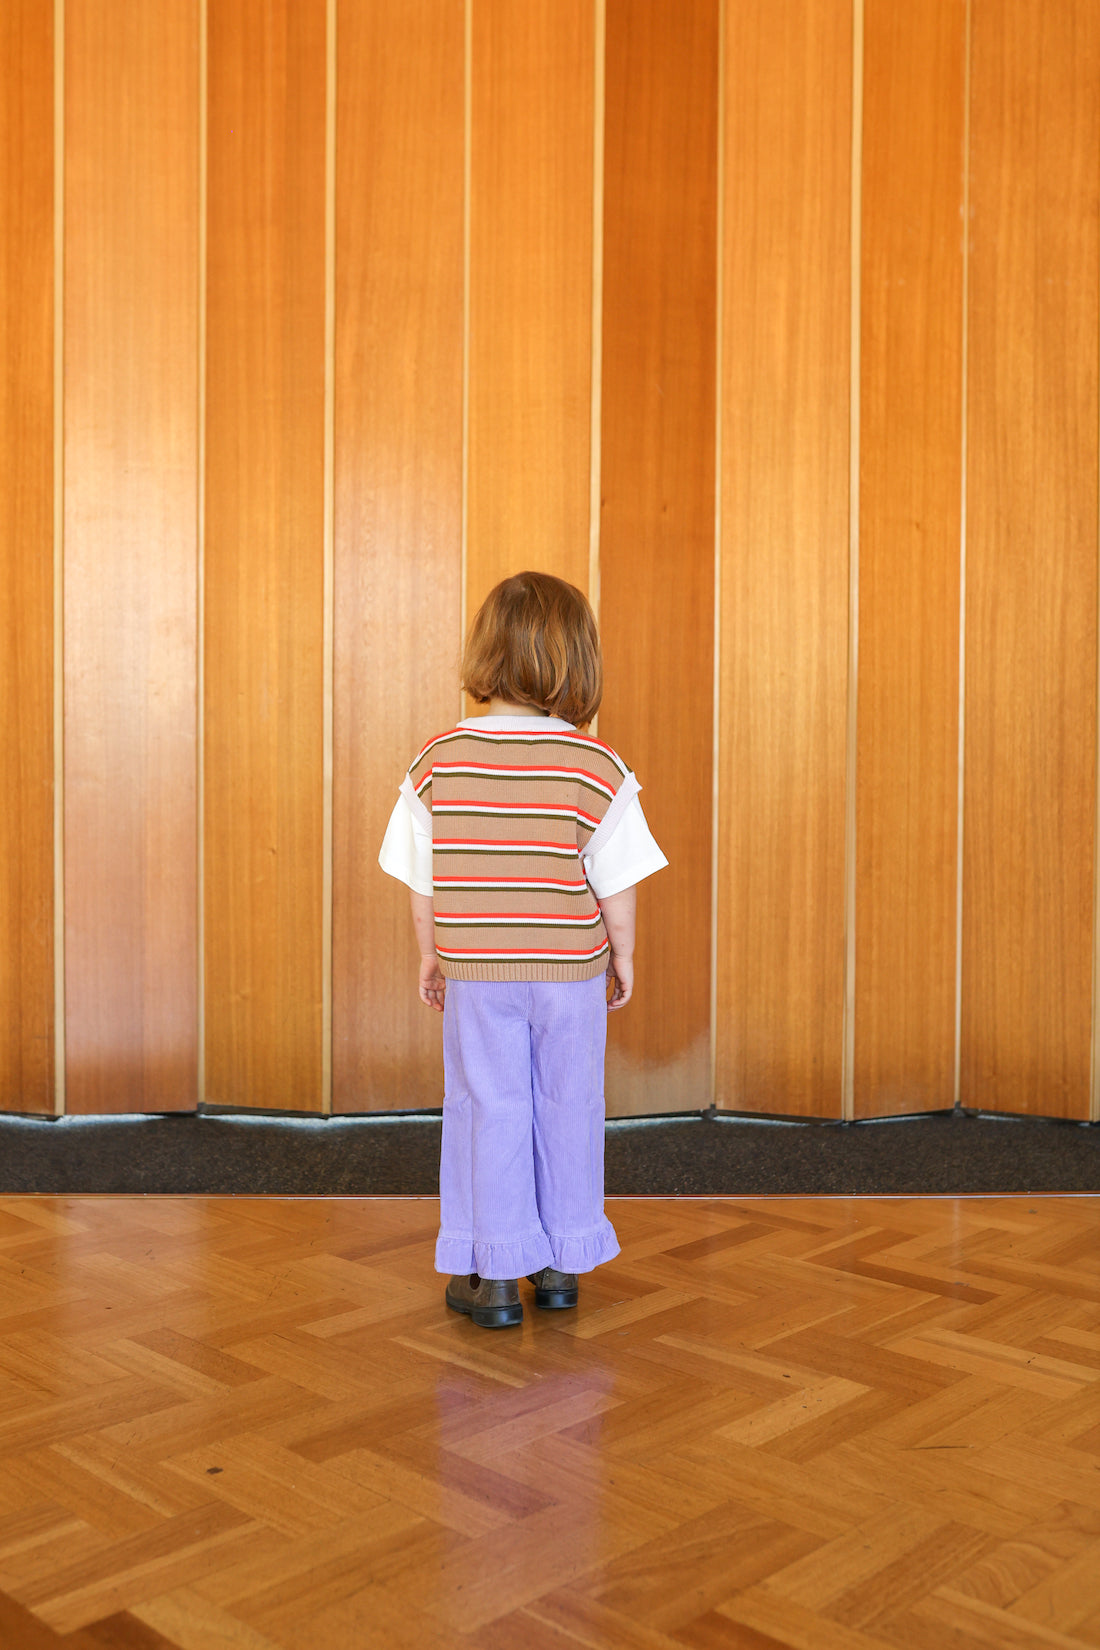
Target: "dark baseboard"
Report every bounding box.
[0,1108,1097,1196]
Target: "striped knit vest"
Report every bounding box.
[401,722,639,981]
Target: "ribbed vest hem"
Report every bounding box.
[439,954,609,982]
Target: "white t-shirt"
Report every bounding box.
[378,715,668,900]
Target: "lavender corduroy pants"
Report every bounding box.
[435,975,621,1279]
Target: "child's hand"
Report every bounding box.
[606,952,633,1010]
[418,954,446,1012]
[598,888,635,1010]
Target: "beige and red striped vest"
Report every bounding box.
[401,722,639,981]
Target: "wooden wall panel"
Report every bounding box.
[717,0,850,1117]
[333,0,464,1113]
[64,0,198,1114]
[854,0,965,1118]
[601,0,717,1116]
[206,0,326,1111]
[0,1,54,1114]
[962,0,1099,1118]
[466,0,594,610]
[4,0,1099,1126]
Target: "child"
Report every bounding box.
[378,571,667,1327]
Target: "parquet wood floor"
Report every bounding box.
[0,1195,1098,1648]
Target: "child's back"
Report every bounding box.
[404,718,639,982]
[379,572,666,1327]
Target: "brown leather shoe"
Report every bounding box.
[526,1267,579,1309]
[445,1273,523,1328]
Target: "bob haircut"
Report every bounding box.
[462,571,603,727]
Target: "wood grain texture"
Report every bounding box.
[854,0,965,1118]
[64,0,198,1114]
[205,0,327,1111]
[717,0,851,1116]
[599,0,717,1117]
[332,0,464,1113]
[1,1193,1100,1645]
[0,0,54,1113]
[466,0,594,613]
[963,0,1100,1118]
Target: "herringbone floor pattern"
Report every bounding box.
[0,1194,1098,1648]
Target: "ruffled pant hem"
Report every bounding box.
[435,1227,553,1279]
[546,1217,620,1273]
[435,1216,619,1279]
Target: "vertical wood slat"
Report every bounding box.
[0,0,54,1114]
[717,0,851,1117]
[333,0,464,1113]
[205,0,327,1111]
[853,0,965,1118]
[466,0,594,613]
[64,0,198,1114]
[601,0,717,1116]
[963,0,1099,1118]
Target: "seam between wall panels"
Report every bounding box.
[955,0,971,1112]
[460,0,472,716]
[322,0,336,1115]
[710,0,725,1113]
[588,0,605,738]
[588,0,605,641]
[841,0,864,1124]
[53,0,65,1116]
[1093,0,1100,1122]
[197,0,207,1107]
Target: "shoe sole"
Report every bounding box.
[446,1296,523,1329]
[534,1287,579,1310]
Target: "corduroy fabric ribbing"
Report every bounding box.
[435,975,620,1275]
[401,724,639,982]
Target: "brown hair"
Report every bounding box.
[461,571,603,726]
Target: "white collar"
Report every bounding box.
[457,715,576,731]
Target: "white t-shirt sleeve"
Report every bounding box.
[583,794,668,900]
[378,794,434,896]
